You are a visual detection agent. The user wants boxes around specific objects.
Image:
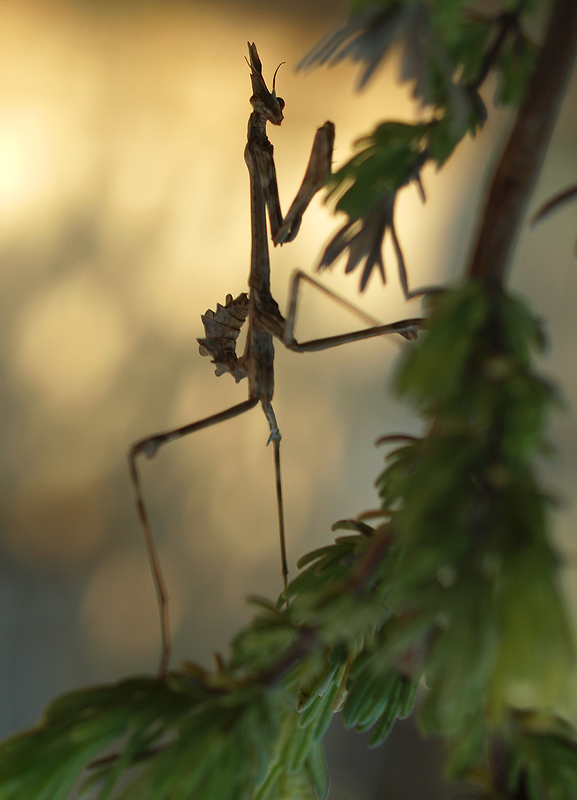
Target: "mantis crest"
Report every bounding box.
[130,42,423,675]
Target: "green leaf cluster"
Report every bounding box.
[313,1,543,289]
[340,645,418,747]
[493,22,538,107]
[376,282,574,744]
[0,674,286,800]
[507,712,577,800]
[346,0,540,101]
[0,523,420,800]
[327,122,428,219]
[282,526,395,640]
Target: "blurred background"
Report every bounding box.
[0,0,575,797]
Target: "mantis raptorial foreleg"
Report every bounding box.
[129,42,424,676]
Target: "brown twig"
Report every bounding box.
[468,0,577,287]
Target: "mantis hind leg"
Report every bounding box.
[262,400,289,589]
[283,269,424,352]
[129,397,259,676]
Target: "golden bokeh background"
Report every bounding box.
[0,1,576,796]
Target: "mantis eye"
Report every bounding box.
[277,96,285,110]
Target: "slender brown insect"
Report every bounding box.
[129,42,423,675]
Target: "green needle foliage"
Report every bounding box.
[383,284,574,733]
[306,0,539,292]
[1,1,576,798]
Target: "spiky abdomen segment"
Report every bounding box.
[197,293,250,382]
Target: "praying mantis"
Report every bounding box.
[129,42,423,675]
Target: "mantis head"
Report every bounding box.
[247,41,285,126]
